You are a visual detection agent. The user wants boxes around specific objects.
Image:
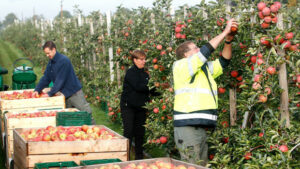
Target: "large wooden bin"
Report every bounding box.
[4,108,78,165]
[67,157,210,169]
[0,89,65,113]
[0,89,65,153]
[13,125,129,169]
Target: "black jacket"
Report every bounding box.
[121,65,151,108]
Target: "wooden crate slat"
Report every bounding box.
[73,158,209,169]
[27,139,128,154]
[0,88,65,113]
[13,129,28,169]
[6,136,13,158]
[1,96,65,110]
[26,152,128,168]
[6,117,56,132]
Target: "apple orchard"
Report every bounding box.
[1,0,299,168]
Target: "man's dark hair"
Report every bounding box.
[175,41,194,59]
[43,41,56,50]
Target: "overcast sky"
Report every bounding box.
[0,0,207,21]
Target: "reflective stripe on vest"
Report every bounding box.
[188,56,194,77]
[174,113,217,121]
[197,51,207,63]
[175,88,217,96]
[207,61,214,75]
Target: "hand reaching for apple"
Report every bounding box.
[224,18,238,36]
[54,92,64,96]
[32,91,40,98]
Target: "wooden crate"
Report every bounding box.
[13,125,129,169]
[4,108,79,163]
[67,157,210,169]
[0,88,65,152]
[0,89,65,113]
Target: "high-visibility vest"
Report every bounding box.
[172,51,223,127]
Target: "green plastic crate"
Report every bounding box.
[0,75,3,91]
[80,158,121,166]
[56,111,92,126]
[101,101,108,114]
[34,161,78,169]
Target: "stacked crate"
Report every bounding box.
[0,89,66,168]
[13,125,129,169]
[4,108,78,162]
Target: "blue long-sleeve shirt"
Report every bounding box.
[35,52,82,98]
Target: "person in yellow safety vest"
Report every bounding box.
[172,18,238,166]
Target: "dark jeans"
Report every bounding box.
[121,105,146,160]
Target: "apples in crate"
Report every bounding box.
[0,90,48,100]
[20,125,119,142]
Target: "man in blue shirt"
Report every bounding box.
[33,41,93,120]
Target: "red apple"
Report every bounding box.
[254,74,262,82]
[81,125,89,132]
[257,58,264,65]
[231,70,238,78]
[218,87,226,94]
[279,145,288,152]
[42,133,51,141]
[267,66,276,75]
[257,2,266,11]
[50,133,59,141]
[217,17,224,26]
[221,121,229,128]
[244,152,252,160]
[156,44,162,50]
[282,41,291,49]
[252,82,261,90]
[153,108,159,114]
[223,137,229,143]
[264,87,272,95]
[274,34,284,44]
[250,56,257,63]
[66,135,76,141]
[175,33,181,39]
[159,136,168,144]
[236,76,243,81]
[272,16,278,23]
[262,7,270,16]
[289,45,298,51]
[270,4,279,13]
[285,32,293,40]
[175,27,181,33]
[92,126,101,133]
[152,58,158,64]
[260,37,270,46]
[258,12,264,19]
[258,94,267,103]
[264,16,272,23]
[274,1,281,9]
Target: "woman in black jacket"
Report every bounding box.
[120,50,152,160]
